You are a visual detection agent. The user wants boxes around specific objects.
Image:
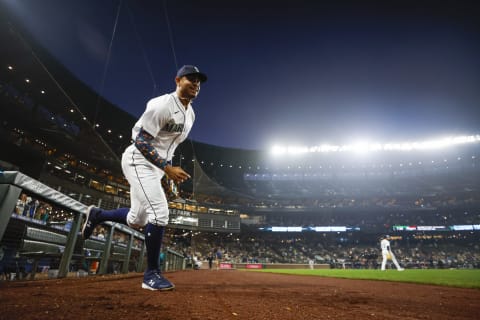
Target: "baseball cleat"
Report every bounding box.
[398,268,405,271]
[81,205,101,240]
[142,269,175,291]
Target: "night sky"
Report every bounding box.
[4,0,480,150]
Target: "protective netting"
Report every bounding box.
[192,159,251,201]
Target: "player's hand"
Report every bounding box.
[164,166,191,184]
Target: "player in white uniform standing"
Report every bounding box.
[81,65,207,291]
[380,235,404,271]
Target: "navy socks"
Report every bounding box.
[145,223,165,271]
[97,207,129,224]
[96,209,164,272]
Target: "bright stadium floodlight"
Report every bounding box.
[319,144,339,152]
[269,134,480,156]
[271,145,310,156]
[271,145,286,155]
[348,141,378,154]
[287,146,309,155]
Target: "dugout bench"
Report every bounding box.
[0,171,145,279]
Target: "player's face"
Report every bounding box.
[176,74,201,100]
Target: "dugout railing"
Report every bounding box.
[0,171,149,279]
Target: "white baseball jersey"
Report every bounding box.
[380,239,390,252]
[131,92,195,161]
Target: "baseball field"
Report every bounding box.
[1,268,479,319]
[252,268,480,289]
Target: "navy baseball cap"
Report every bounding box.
[176,65,207,83]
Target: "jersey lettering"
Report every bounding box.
[162,120,184,133]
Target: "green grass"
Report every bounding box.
[247,269,480,289]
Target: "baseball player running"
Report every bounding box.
[380,235,404,271]
[81,65,207,291]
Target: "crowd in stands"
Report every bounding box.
[259,208,480,231]
[162,226,480,270]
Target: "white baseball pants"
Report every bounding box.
[121,144,169,227]
[381,250,402,270]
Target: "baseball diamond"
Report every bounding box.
[1,270,480,319]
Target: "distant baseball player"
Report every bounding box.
[380,235,404,271]
[81,65,207,291]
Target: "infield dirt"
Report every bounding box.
[1,269,479,319]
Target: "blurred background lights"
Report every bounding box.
[271,135,480,156]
